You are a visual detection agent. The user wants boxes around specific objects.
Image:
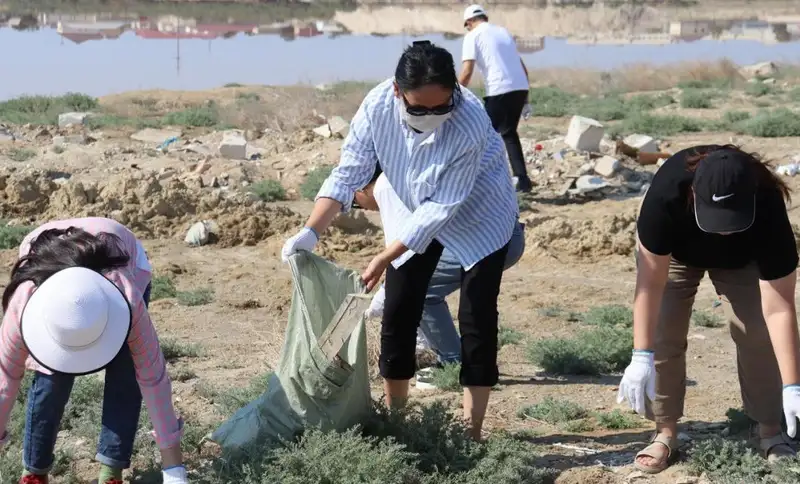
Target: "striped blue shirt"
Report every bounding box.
[316,78,519,270]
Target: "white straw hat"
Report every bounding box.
[21,267,131,375]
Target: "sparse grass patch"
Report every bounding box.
[723,110,752,124]
[162,105,219,128]
[236,92,261,101]
[611,112,706,138]
[52,145,65,154]
[680,88,715,109]
[527,326,632,376]
[745,82,776,97]
[169,366,198,382]
[300,165,334,200]
[518,397,587,425]
[224,83,244,88]
[725,407,754,435]
[249,179,286,202]
[626,93,675,110]
[563,419,595,433]
[7,147,36,162]
[735,109,800,137]
[159,337,202,361]
[0,222,33,250]
[149,275,177,301]
[677,78,734,90]
[594,409,642,430]
[176,287,214,306]
[0,93,98,125]
[688,437,769,482]
[692,310,724,328]
[580,304,633,328]
[428,362,461,391]
[789,87,800,102]
[498,326,525,348]
[196,372,271,417]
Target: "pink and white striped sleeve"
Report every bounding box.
[108,270,183,449]
[0,282,36,437]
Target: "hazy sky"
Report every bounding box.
[1,28,798,99]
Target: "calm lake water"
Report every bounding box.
[2,5,800,99]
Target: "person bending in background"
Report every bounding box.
[459,4,533,193]
[617,145,800,474]
[0,218,188,484]
[353,166,526,387]
[281,41,518,440]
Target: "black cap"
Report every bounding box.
[692,149,757,234]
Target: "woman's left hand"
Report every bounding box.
[362,253,391,292]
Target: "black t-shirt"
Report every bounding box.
[637,145,798,281]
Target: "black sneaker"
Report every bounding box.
[516,176,533,193]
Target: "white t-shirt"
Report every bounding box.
[462,22,529,97]
[373,173,416,268]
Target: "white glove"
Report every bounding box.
[365,285,385,319]
[281,227,318,263]
[783,385,800,438]
[521,103,532,120]
[163,465,189,484]
[617,350,656,415]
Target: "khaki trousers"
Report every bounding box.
[646,258,782,425]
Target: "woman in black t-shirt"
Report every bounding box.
[617,144,800,473]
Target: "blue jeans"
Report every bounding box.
[418,222,526,364]
[23,283,151,473]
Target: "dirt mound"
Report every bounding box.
[0,170,303,247]
[525,212,637,260]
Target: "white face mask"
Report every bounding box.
[400,107,452,133]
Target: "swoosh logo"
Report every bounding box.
[712,193,734,202]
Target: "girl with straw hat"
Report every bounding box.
[0,218,188,484]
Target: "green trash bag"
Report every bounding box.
[210,251,371,450]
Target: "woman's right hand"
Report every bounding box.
[616,350,656,415]
[281,227,319,263]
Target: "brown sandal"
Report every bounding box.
[760,434,796,462]
[633,433,681,474]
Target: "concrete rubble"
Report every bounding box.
[313,115,350,139]
[623,134,658,153]
[219,131,248,160]
[58,112,91,128]
[564,115,604,152]
[53,134,88,146]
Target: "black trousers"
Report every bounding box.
[379,239,510,387]
[484,89,530,184]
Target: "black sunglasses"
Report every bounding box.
[401,86,462,116]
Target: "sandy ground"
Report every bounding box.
[0,63,799,482]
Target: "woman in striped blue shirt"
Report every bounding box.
[282,41,519,440]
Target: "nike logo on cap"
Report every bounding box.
[712,193,734,202]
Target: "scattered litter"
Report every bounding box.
[776,163,800,177]
[131,128,182,144]
[574,175,609,193]
[552,442,599,455]
[158,136,179,151]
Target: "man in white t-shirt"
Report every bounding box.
[458,4,533,193]
[353,167,526,388]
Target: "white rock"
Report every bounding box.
[0,129,14,143]
[313,124,332,138]
[623,134,659,153]
[218,134,247,160]
[327,116,350,137]
[574,175,608,192]
[564,115,604,152]
[578,163,594,175]
[594,156,619,177]
[53,134,87,146]
[762,78,777,85]
[740,61,779,78]
[58,112,90,127]
[185,221,210,246]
